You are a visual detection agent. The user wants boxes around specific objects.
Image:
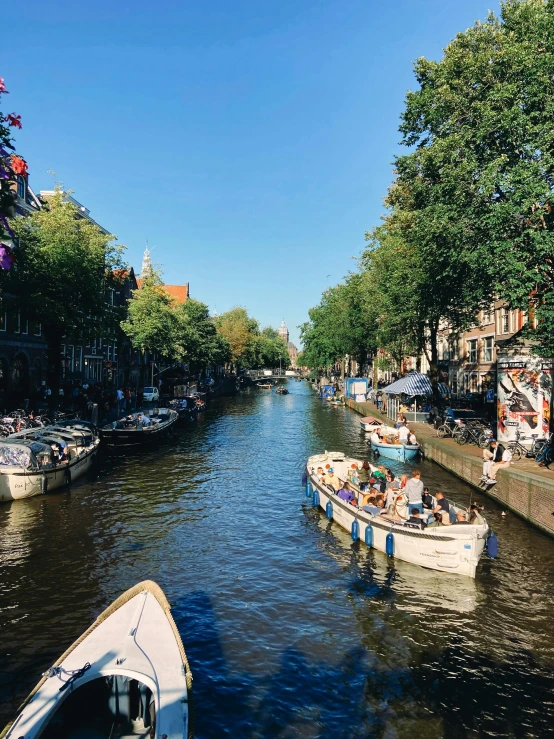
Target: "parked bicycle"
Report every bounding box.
[503,430,552,461]
[537,435,554,468]
[456,420,494,448]
[436,418,465,439]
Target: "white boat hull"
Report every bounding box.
[306,453,489,578]
[1,580,192,739]
[0,441,99,502]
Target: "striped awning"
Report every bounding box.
[382,372,433,396]
[438,382,450,397]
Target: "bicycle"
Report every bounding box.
[436,419,465,439]
[537,440,554,468]
[456,421,494,447]
[508,430,552,461]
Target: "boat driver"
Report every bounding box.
[322,468,341,492]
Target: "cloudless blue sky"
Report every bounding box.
[4,0,500,345]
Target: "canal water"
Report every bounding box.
[1,382,554,738]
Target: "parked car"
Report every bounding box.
[143,386,159,402]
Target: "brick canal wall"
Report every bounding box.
[345,398,554,538]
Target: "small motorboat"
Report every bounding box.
[1,580,193,739]
[256,383,273,389]
[305,452,495,578]
[369,438,421,461]
[360,416,395,433]
[99,408,179,447]
[276,387,289,395]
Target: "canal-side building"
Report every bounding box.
[287,341,299,368]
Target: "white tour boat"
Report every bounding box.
[359,416,396,434]
[0,421,100,502]
[305,451,496,578]
[1,580,193,739]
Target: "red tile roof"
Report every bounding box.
[135,279,188,303]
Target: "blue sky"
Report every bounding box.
[4,0,500,345]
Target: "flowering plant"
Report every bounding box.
[0,76,21,269]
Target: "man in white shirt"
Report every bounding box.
[488,448,512,483]
[403,470,424,514]
[370,430,381,446]
[398,424,409,443]
[408,432,417,445]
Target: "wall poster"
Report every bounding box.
[497,356,553,443]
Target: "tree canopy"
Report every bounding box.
[214,307,289,369]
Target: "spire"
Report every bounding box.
[278,319,289,343]
[141,241,152,278]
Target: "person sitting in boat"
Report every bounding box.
[403,470,424,514]
[394,414,404,429]
[361,487,379,507]
[408,431,417,445]
[427,512,444,528]
[314,466,325,482]
[136,413,151,427]
[363,493,386,516]
[422,486,434,509]
[453,511,470,524]
[432,491,450,516]
[469,505,485,525]
[123,414,136,428]
[397,424,410,443]
[406,509,427,529]
[322,468,341,492]
[370,429,381,446]
[347,465,359,486]
[337,482,356,505]
[358,461,370,491]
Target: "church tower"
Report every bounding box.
[141,243,153,278]
[278,319,289,344]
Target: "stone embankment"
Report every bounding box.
[345,398,554,538]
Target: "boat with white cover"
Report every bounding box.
[359,416,396,434]
[1,580,193,739]
[0,420,100,502]
[305,451,495,578]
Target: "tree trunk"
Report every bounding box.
[429,321,440,407]
[46,330,62,410]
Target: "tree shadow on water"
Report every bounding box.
[172,590,387,738]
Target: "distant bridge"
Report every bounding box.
[244,370,299,382]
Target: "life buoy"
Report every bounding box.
[393,493,409,520]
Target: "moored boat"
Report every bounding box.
[0,421,100,502]
[360,416,396,434]
[276,386,289,395]
[256,383,273,389]
[1,580,193,739]
[99,408,178,447]
[305,452,494,578]
[369,439,421,461]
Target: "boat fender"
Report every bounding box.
[65,466,72,486]
[312,489,319,507]
[41,475,48,495]
[386,531,394,557]
[365,524,373,547]
[326,501,333,519]
[486,531,499,559]
[301,471,308,487]
[305,480,312,498]
[351,519,359,542]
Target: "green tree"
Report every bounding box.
[121,270,186,364]
[177,299,230,370]
[396,0,554,355]
[9,190,126,394]
[0,74,24,266]
[214,307,259,369]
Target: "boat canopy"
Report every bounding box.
[382,372,433,396]
[0,440,53,469]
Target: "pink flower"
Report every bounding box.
[5,114,21,129]
[0,78,8,94]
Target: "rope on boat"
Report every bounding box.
[0,580,195,739]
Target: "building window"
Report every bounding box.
[14,311,21,334]
[17,175,26,200]
[483,337,494,363]
[470,373,478,392]
[34,321,42,337]
[468,339,478,363]
[0,312,6,332]
[502,309,509,334]
[74,346,82,373]
[482,307,493,325]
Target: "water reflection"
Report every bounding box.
[1,383,554,737]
